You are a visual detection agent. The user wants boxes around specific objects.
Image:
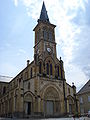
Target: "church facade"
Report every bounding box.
[0,2,79,118]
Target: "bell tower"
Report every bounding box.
[33,2,57,58]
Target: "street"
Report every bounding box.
[0,117,90,120]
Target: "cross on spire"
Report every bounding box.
[38,1,50,23]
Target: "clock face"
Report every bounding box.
[47,47,51,52]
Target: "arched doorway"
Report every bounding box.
[24,93,33,116]
[67,96,74,115]
[43,86,61,116]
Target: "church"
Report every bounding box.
[0,2,79,118]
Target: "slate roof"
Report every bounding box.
[78,80,90,95]
[38,1,50,23]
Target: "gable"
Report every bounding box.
[78,80,90,94]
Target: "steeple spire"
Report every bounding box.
[38,1,50,23]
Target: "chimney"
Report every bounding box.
[27,60,30,66]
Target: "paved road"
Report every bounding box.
[0,117,90,120]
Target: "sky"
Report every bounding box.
[0,0,90,91]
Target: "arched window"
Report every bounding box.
[39,62,42,74]
[68,88,70,94]
[49,31,52,41]
[37,29,40,42]
[30,68,32,78]
[3,86,6,94]
[47,63,49,75]
[28,82,30,90]
[57,66,59,77]
[43,30,47,40]
[50,64,52,75]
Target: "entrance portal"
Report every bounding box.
[27,102,31,115]
[43,86,61,116]
[24,93,33,116]
[25,102,31,115]
[68,97,74,114]
[69,104,72,114]
[46,101,54,115]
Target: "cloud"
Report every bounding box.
[19,49,26,54]
[0,63,18,77]
[14,0,18,7]
[5,43,11,47]
[65,64,88,91]
[13,0,89,90]
[17,49,26,56]
[72,25,90,78]
[16,49,31,62]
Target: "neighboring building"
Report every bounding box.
[0,75,12,98]
[0,2,79,118]
[0,81,9,98]
[77,80,90,115]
